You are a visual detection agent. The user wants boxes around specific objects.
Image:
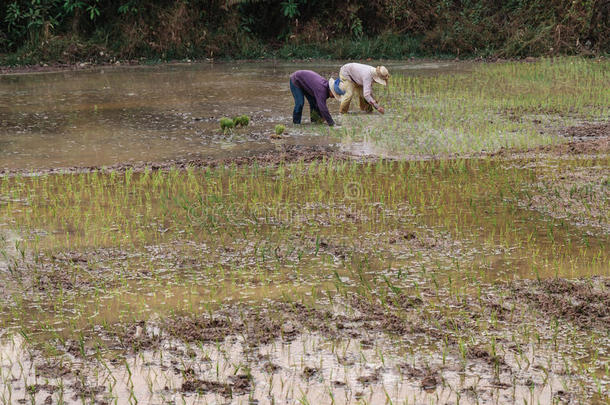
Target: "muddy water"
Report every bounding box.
[0,332,574,405]
[0,61,471,170]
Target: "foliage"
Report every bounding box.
[0,0,608,63]
[1,0,101,49]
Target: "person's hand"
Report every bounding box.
[377,106,385,114]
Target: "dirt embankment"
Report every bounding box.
[0,144,356,177]
[540,122,610,155]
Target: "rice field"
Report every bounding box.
[336,58,609,156]
[0,57,608,404]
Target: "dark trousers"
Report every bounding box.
[290,79,322,124]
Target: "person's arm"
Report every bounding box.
[362,77,381,111]
[315,92,335,126]
[317,100,335,126]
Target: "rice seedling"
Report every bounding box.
[274,124,285,136]
[220,117,235,133]
[233,115,251,127]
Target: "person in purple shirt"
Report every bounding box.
[289,70,343,127]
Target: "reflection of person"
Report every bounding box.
[339,63,389,114]
[289,70,344,127]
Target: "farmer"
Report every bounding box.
[289,70,344,127]
[338,63,389,114]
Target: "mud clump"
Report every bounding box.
[536,123,609,156]
[559,122,610,139]
[113,321,163,352]
[302,366,319,379]
[243,311,285,345]
[466,345,505,366]
[181,379,233,396]
[51,252,89,263]
[166,306,287,346]
[511,277,610,328]
[485,122,609,159]
[167,315,233,343]
[228,374,252,395]
[356,367,381,385]
[262,361,280,373]
[35,360,73,379]
[69,380,106,401]
[5,248,138,299]
[181,374,251,396]
[421,374,439,391]
[547,137,609,155]
[398,363,441,391]
[26,384,56,394]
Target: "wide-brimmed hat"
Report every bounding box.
[328,77,345,101]
[371,66,390,86]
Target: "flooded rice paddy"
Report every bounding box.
[0,61,474,171]
[0,58,608,404]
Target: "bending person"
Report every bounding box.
[289,70,343,127]
[339,63,389,114]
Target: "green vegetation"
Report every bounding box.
[274,124,285,136]
[219,117,235,132]
[1,0,608,65]
[1,159,607,272]
[233,114,250,127]
[220,116,249,133]
[334,58,609,155]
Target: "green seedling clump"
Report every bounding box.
[274,124,285,136]
[310,110,324,124]
[220,117,235,132]
[234,115,250,127]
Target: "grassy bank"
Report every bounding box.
[2,35,609,68]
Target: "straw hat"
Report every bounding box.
[328,77,345,101]
[371,66,390,86]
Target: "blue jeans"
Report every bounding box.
[290,79,322,124]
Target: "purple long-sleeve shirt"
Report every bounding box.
[289,70,335,126]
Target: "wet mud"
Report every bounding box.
[0,144,354,177]
[485,122,609,158]
[512,277,610,328]
[0,120,606,178]
[3,274,608,404]
[537,122,609,156]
